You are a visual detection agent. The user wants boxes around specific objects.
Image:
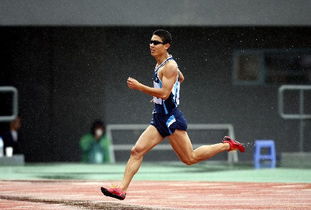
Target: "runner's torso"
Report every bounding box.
[152,55,180,114]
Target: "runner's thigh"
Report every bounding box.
[132,125,164,155]
[168,130,193,160]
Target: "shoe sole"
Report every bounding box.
[234,140,245,152]
[223,140,246,152]
[232,140,245,152]
[236,145,245,152]
[101,187,125,200]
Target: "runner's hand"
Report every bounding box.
[127,77,142,90]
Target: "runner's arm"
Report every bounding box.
[178,70,184,83]
[127,64,178,100]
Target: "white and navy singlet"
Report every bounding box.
[152,55,180,114]
[150,55,187,137]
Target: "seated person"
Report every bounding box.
[80,120,111,163]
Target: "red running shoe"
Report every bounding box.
[222,136,245,152]
[101,186,126,200]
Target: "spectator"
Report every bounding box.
[2,117,23,155]
[80,120,111,163]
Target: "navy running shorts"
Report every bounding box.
[150,108,188,137]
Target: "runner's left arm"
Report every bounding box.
[178,69,184,83]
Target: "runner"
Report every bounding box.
[101,29,245,200]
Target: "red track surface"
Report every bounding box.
[1,180,311,209]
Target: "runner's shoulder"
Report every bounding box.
[163,60,178,73]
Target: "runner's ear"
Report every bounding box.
[164,43,170,50]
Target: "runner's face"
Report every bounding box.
[150,35,168,57]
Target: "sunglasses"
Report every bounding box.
[150,40,165,45]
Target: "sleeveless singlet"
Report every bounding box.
[152,55,180,114]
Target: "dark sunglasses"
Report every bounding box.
[150,40,165,45]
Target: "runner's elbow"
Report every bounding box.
[160,93,170,100]
[158,89,171,100]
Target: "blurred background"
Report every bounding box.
[0,0,310,165]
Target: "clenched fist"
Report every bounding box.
[127,77,142,90]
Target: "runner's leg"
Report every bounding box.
[121,125,164,191]
[168,130,230,165]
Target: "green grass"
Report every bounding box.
[0,162,310,183]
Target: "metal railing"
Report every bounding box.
[0,86,18,122]
[278,85,311,152]
[106,123,238,163]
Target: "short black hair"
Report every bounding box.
[153,29,172,44]
[90,119,105,135]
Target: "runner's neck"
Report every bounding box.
[156,53,171,65]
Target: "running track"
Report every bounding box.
[1,180,310,209]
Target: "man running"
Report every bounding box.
[101,29,245,200]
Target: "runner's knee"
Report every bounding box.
[130,146,145,159]
[180,155,197,166]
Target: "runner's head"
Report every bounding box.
[150,29,172,56]
[152,29,172,45]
